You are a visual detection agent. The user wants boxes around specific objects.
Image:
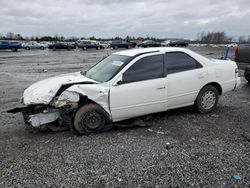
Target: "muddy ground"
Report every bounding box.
[0,47,249,187]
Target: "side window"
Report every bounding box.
[123,55,164,83]
[165,52,202,74]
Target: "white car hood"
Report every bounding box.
[23,72,97,105]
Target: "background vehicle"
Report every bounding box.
[48,42,76,50]
[77,40,104,50]
[235,43,250,82]
[138,40,161,48]
[0,41,22,52]
[8,48,240,135]
[23,41,46,50]
[226,43,238,48]
[161,40,171,47]
[169,40,188,47]
[110,40,134,49]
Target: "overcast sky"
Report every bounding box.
[0,0,249,39]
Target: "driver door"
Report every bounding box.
[110,54,167,122]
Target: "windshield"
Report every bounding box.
[85,54,130,82]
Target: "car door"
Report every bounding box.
[110,54,167,122]
[165,52,207,109]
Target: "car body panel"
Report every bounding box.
[23,72,97,105]
[110,40,133,49]
[235,43,250,63]
[77,40,104,49]
[23,42,46,49]
[0,41,22,50]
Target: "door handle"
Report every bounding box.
[156,86,166,90]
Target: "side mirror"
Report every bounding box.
[116,80,123,85]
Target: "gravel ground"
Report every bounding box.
[0,47,249,187]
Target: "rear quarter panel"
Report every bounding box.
[206,60,238,94]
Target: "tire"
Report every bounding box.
[11,47,17,52]
[68,46,72,50]
[83,47,87,50]
[40,46,45,50]
[26,47,30,50]
[53,46,56,51]
[72,104,108,135]
[96,46,101,50]
[195,85,219,114]
[127,45,131,49]
[244,70,250,82]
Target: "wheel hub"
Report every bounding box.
[81,111,102,129]
[201,90,216,110]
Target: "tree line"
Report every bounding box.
[0,32,165,42]
[0,31,249,43]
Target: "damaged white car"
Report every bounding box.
[8,47,241,135]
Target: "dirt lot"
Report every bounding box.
[0,47,249,187]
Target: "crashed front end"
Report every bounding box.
[7,72,110,131]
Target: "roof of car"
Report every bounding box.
[113,47,191,57]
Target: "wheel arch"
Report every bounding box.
[76,96,111,123]
[201,82,222,95]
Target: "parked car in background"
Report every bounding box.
[235,43,250,82]
[0,41,22,52]
[8,47,240,135]
[23,42,46,50]
[48,42,76,50]
[77,40,104,50]
[226,43,238,48]
[169,40,188,47]
[110,40,133,49]
[138,40,161,48]
[161,40,171,47]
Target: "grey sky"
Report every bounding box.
[0,0,249,39]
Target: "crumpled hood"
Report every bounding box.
[23,72,97,105]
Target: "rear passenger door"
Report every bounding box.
[165,52,207,109]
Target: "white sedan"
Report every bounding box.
[8,48,241,135]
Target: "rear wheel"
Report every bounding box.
[195,85,219,114]
[40,46,45,50]
[72,104,108,135]
[11,47,17,52]
[26,47,30,50]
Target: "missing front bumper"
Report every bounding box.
[27,110,60,127]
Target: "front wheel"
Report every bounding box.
[11,47,17,52]
[72,104,108,135]
[195,85,219,114]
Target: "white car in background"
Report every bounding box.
[8,47,241,135]
[161,40,171,47]
[226,43,238,48]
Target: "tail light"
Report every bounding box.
[235,68,239,74]
[235,47,238,57]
